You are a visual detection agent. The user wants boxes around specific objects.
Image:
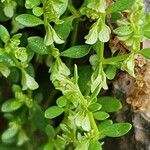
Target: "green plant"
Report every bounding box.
[0,0,149,149]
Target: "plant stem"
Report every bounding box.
[67,18,80,68]
[98,41,104,61]
[103,53,131,64]
[78,86,99,136]
[68,0,81,18]
[88,111,99,136]
[70,18,79,46]
[84,82,91,96]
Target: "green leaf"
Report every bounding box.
[98,119,113,131]
[17,129,29,146]
[17,130,29,146]
[3,1,16,18]
[50,58,71,87]
[110,13,122,23]
[1,98,23,113]
[0,4,9,22]
[141,48,150,59]
[114,26,133,36]
[44,142,53,150]
[85,20,99,45]
[82,114,91,131]
[51,25,64,44]
[15,47,28,62]
[94,111,109,120]
[98,119,113,139]
[75,112,84,127]
[93,41,103,54]
[121,53,135,77]
[44,24,53,46]
[8,68,20,83]
[0,25,10,43]
[45,125,55,140]
[91,63,108,92]
[51,0,68,16]
[0,145,21,150]
[32,7,43,17]
[25,63,35,78]
[31,104,47,131]
[45,106,64,119]
[16,14,43,27]
[98,96,122,112]
[0,64,10,77]
[105,65,117,80]
[2,123,19,142]
[89,140,102,150]
[25,0,41,9]
[142,24,150,39]
[108,0,135,13]
[90,84,101,100]
[75,139,90,150]
[102,123,132,137]
[61,45,91,58]
[55,136,66,150]
[87,0,106,13]
[56,96,67,108]
[0,53,16,66]
[88,103,102,112]
[21,70,39,90]
[44,24,64,46]
[26,45,35,62]
[78,66,92,92]
[54,16,73,40]
[98,24,111,42]
[27,36,49,54]
[12,84,22,93]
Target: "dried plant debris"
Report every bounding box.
[113,54,150,150]
[113,54,150,113]
[127,55,150,112]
